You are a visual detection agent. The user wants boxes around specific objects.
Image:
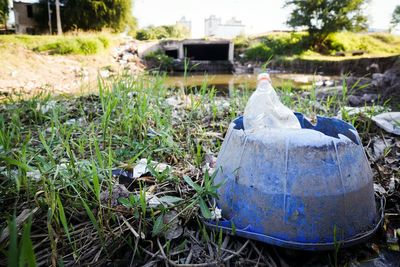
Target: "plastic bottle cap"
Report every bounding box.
[257,73,271,82]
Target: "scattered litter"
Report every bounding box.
[372,112,400,135]
[27,170,41,182]
[388,177,397,193]
[133,158,149,178]
[145,193,162,208]
[64,117,85,126]
[99,69,110,78]
[113,159,171,184]
[351,249,400,267]
[202,153,217,174]
[37,100,57,114]
[147,127,160,138]
[166,95,190,109]
[374,183,387,195]
[371,138,388,161]
[127,91,137,98]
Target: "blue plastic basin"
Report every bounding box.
[210,113,382,250]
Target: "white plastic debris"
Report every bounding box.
[132,158,170,178]
[133,158,149,178]
[243,73,301,131]
[37,100,57,114]
[374,183,387,195]
[372,112,400,135]
[27,170,41,182]
[145,193,162,208]
[99,69,110,78]
[389,177,397,193]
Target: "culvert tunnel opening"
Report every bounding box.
[183,44,230,61]
[165,49,178,59]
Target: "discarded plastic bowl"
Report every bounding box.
[210,113,383,250]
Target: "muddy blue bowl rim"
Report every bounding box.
[205,195,384,251]
[234,112,360,145]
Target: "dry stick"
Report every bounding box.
[184,248,193,264]
[141,246,163,261]
[0,207,39,243]
[130,217,143,267]
[249,241,276,267]
[170,248,190,256]
[207,243,214,261]
[157,238,170,267]
[219,235,230,258]
[120,214,141,238]
[222,240,250,262]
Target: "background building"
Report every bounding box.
[176,16,192,37]
[204,15,245,38]
[13,0,43,34]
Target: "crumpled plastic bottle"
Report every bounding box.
[243,73,301,131]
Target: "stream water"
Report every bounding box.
[164,73,338,94]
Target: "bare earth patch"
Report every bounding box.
[0,41,142,98]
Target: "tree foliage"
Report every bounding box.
[0,0,9,29]
[38,0,136,32]
[285,0,369,49]
[136,25,190,40]
[391,5,400,29]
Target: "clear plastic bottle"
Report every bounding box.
[243,73,301,131]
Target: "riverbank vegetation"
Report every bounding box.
[237,32,400,62]
[135,24,191,41]
[0,33,112,55]
[0,73,398,265]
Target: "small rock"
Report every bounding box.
[100,184,130,207]
[348,95,361,106]
[360,94,378,103]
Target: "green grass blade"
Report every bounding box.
[7,215,18,267]
[56,195,71,243]
[18,219,36,267]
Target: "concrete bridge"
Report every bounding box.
[137,39,234,72]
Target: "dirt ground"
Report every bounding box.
[0,40,142,98]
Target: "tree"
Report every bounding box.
[390,5,400,31]
[61,0,135,32]
[55,0,62,35]
[0,0,9,30]
[285,0,369,50]
[136,25,190,40]
[37,0,136,32]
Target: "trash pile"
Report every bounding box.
[112,38,145,74]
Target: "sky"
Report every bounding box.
[133,0,400,37]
